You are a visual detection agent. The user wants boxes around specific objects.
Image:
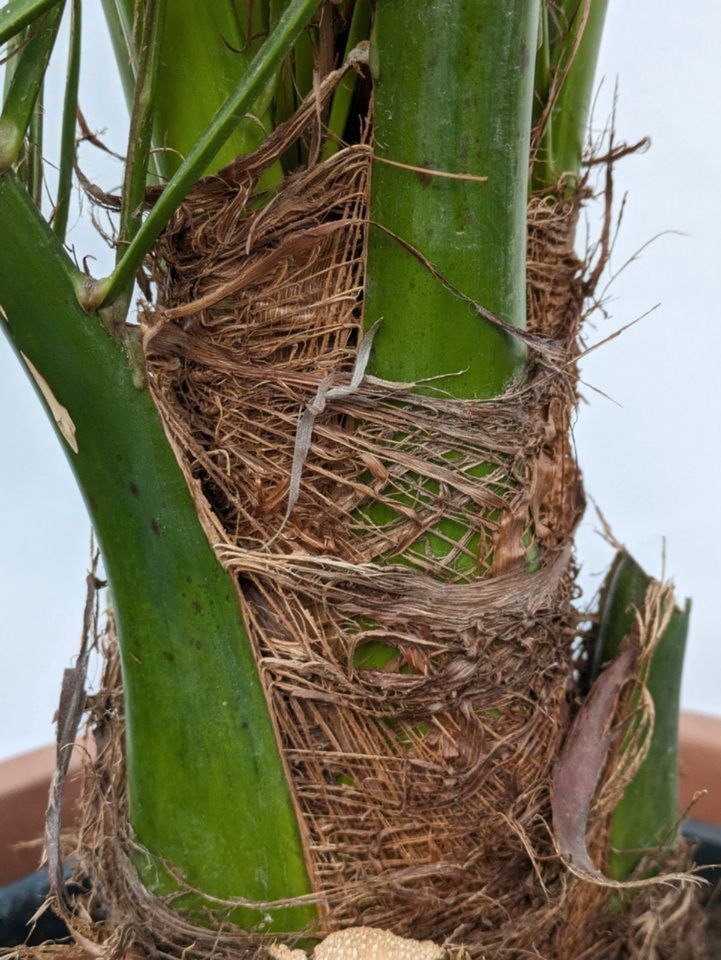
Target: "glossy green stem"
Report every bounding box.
[531,3,553,189]
[0,173,314,930]
[117,0,164,252]
[26,74,41,201]
[0,0,61,44]
[52,0,80,242]
[106,0,279,182]
[592,551,689,880]
[548,0,609,186]
[93,0,321,312]
[0,3,62,171]
[365,0,538,397]
[3,26,22,98]
[351,2,540,642]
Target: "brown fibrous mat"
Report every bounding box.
[16,61,709,960]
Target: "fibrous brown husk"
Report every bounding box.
[141,72,582,953]
[16,62,707,960]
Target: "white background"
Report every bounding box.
[1,3,719,760]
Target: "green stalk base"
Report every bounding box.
[0,173,314,932]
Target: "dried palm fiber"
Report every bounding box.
[138,67,580,949]
[26,63,705,960]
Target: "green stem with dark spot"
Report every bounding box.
[0,172,314,931]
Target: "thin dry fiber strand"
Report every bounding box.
[25,63,704,960]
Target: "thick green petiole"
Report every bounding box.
[0,3,63,171]
[0,173,315,931]
[104,0,282,183]
[358,1,539,582]
[592,552,689,880]
[52,0,80,242]
[365,0,538,396]
[92,0,321,312]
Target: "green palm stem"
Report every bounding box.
[104,0,165,331]
[531,0,689,887]
[531,2,554,189]
[591,552,689,881]
[352,1,539,670]
[0,0,61,45]
[26,75,41,201]
[51,0,80,243]
[366,0,537,397]
[0,2,62,171]
[90,0,321,312]
[118,0,162,205]
[0,171,315,930]
[3,26,22,97]
[362,0,538,578]
[534,0,610,188]
[103,0,282,184]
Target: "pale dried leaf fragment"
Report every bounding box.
[268,947,306,960]
[21,353,79,453]
[314,927,443,960]
[269,929,443,960]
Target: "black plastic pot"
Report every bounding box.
[0,868,72,947]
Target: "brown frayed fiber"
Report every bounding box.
[142,88,581,953]
[21,68,706,960]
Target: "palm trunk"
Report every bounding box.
[0,0,697,955]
